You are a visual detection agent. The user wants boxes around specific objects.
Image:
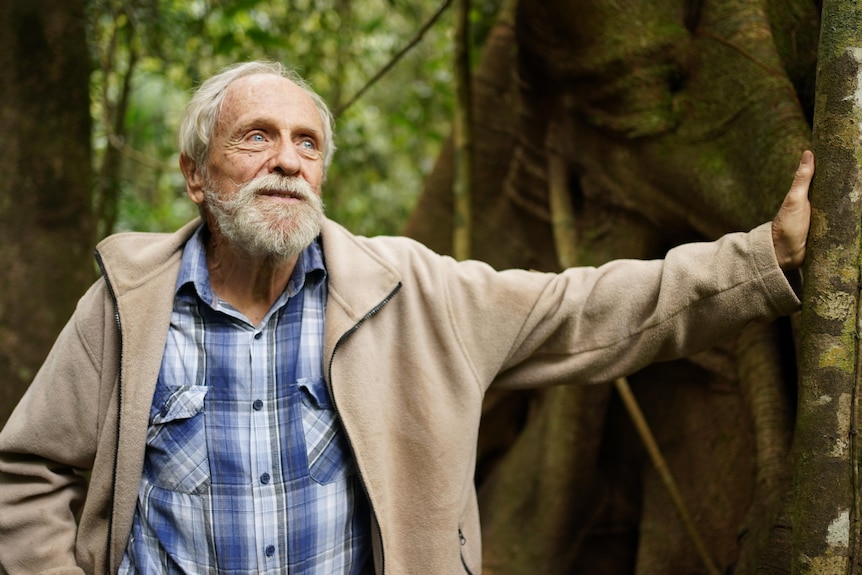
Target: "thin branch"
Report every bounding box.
[615,378,722,575]
[452,0,472,260]
[547,146,577,268]
[109,136,175,172]
[334,0,453,117]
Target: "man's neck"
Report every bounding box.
[205,232,299,326]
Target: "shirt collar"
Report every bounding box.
[176,224,327,307]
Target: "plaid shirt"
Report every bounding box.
[119,226,370,574]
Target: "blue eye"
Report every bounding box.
[250,133,265,142]
[300,139,315,150]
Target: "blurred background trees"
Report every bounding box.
[87,0,470,238]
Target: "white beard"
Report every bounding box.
[203,173,324,261]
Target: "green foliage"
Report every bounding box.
[86,0,499,237]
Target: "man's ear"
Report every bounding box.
[180,154,205,205]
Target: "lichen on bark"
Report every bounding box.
[795,3,862,573]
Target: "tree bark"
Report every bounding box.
[407,0,815,572]
[0,0,94,426]
[795,1,862,572]
[734,321,795,574]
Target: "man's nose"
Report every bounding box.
[269,139,301,175]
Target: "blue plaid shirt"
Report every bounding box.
[119,225,370,574]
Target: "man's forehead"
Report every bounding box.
[217,74,320,128]
[225,73,294,98]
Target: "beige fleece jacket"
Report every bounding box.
[0,218,800,574]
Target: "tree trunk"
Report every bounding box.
[795,1,862,572]
[406,0,818,572]
[0,0,94,426]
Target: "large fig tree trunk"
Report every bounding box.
[405,0,819,572]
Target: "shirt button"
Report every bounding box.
[260,472,271,485]
[253,399,263,411]
[265,544,276,557]
[254,332,263,340]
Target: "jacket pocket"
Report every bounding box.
[297,376,355,484]
[145,383,210,494]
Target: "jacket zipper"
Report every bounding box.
[327,282,402,575]
[95,251,124,575]
[459,527,475,575]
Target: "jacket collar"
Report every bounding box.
[95,216,402,341]
[95,216,402,569]
[94,218,201,297]
[318,219,402,355]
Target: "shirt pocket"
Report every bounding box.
[297,376,355,485]
[145,383,211,494]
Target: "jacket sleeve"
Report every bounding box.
[0,282,111,575]
[443,222,801,390]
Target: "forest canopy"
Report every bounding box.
[87,0,482,238]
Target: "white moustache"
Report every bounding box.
[241,174,314,201]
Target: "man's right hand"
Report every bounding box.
[772,150,814,271]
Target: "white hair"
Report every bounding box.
[178,61,336,176]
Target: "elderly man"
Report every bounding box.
[0,61,812,574]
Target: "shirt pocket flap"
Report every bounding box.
[151,385,209,425]
[297,377,333,410]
